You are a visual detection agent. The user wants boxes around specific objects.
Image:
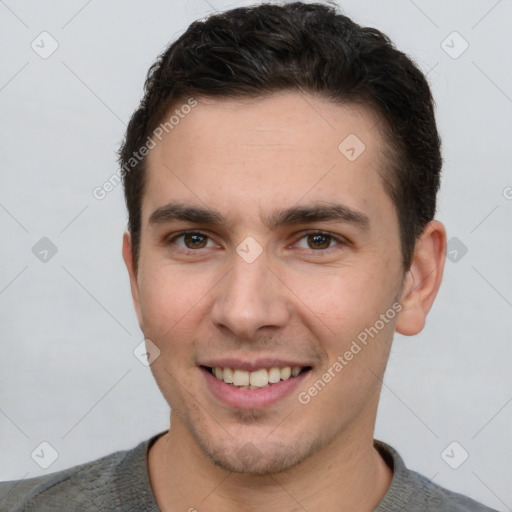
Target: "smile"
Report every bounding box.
[205,365,311,389]
[201,363,312,409]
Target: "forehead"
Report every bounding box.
[143,91,395,228]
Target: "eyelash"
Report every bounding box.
[165,229,347,255]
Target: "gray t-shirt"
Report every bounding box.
[0,431,498,511]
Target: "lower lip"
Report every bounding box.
[202,367,310,410]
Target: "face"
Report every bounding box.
[124,91,409,475]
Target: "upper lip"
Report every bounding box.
[199,358,312,371]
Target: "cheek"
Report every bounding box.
[138,271,206,410]
[288,262,397,333]
[139,263,205,320]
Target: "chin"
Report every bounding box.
[209,445,301,475]
[195,432,323,476]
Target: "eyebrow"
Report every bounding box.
[148,201,370,231]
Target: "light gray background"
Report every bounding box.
[1,0,511,510]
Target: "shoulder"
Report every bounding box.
[0,432,164,512]
[404,467,498,512]
[0,450,126,511]
[374,440,499,512]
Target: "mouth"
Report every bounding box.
[200,363,312,409]
[202,365,312,389]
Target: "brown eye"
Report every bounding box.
[307,233,332,250]
[183,233,208,249]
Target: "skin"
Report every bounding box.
[122,91,446,511]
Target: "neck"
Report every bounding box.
[148,416,393,512]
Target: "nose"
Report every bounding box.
[210,251,291,340]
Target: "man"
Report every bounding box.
[0,2,498,511]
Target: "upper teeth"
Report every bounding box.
[213,366,303,388]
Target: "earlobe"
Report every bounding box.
[395,221,446,336]
[122,231,144,330]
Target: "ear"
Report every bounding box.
[122,230,143,329]
[395,220,446,336]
